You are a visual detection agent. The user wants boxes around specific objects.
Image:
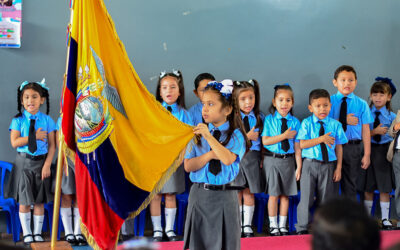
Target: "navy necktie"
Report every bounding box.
[209,129,222,176]
[28,119,37,153]
[318,121,329,163]
[373,111,381,142]
[243,116,250,133]
[167,106,172,112]
[339,97,347,132]
[281,118,290,152]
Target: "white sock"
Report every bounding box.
[121,221,127,235]
[239,205,243,227]
[33,215,44,241]
[243,205,254,233]
[73,207,81,235]
[380,202,390,221]
[19,212,32,236]
[151,216,162,237]
[165,208,177,236]
[364,200,373,214]
[269,216,278,228]
[279,215,287,229]
[60,207,74,236]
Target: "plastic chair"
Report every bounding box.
[133,208,146,236]
[0,161,20,242]
[176,192,189,235]
[254,193,269,233]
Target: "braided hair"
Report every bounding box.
[15,82,50,117]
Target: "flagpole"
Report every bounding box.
[50,1,74,248]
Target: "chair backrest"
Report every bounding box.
[0,161,13,199]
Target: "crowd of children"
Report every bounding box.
[5,65,400,249]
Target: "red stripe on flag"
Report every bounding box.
[75,154,124,249]
[62,87,76,150]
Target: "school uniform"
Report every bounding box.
[388,111,400,227]
[230,111,264,193]
[52,117,76,195]
[160,102,193,194]
[6,110,56,205]
[360,106,395,193]
[188,101,203,125]
[295,115,348,232]
[329,92,373,198]
[261,112,300,196]
[183,121,246,250]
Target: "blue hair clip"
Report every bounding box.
[19,78,49,91]
[376,76,396,96]
[206,80,233,99]
[19,81,29,91]
[274,83,290,90]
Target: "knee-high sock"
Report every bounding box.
[364,200,373,214]
[19,212,32,236]
[165,208,177,233]
[381,202,390,220]
[243,205,254,233]
[33,215,44,235]
[60,207,73,236]
[73,207,81,235]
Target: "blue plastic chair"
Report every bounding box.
[254,193,269,233]
[0,161,20,242]
[133,208,146,236]
[176,192,189,235]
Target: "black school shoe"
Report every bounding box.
[64,234,77,246]
[152,230,163,242]
[165,230,179,241]
[242,225,254,237]
[75,234,88,246]
[23,234,34,246]
[269,227,281,236]
[279,227,289,236]
[381,219,393,230]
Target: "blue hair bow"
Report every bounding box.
[274,83,290,90]
[376,77,396,96]
[206,79,233,99]
[19,78,49,91]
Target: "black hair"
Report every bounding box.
[312,197,380,250]
[156,70,186,109]
[309,89,330,105]
[334,65,357,80]
[233,80,263,133]
[200,85,250,151]
[269,84,294,114]
[370,81,392,111]
[194,73,215,90]
[15,82,50,118]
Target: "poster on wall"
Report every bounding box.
[0,0,22,48]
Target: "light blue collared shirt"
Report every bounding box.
[241,111,264,151]
[297,115,348,161]
[185,121,246,185]
[9,110,56,156]
[370,106,396,144]
[162,102,193,126]
[56,117,61,131]
[188,101,203,126]
[261,112,300,154]
[329,92,374,140]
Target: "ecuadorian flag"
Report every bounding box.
[61,0,194,249]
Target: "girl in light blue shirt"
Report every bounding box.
[184,80,249,250]
[150,70,193,242]
[6,80,56,245]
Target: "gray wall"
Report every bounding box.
[0,0,399,162]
